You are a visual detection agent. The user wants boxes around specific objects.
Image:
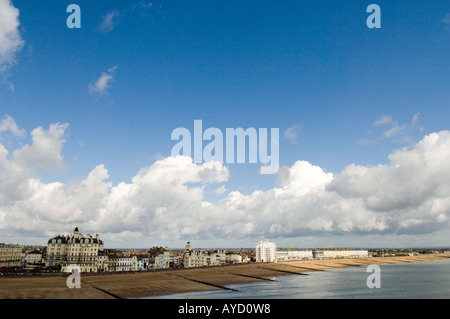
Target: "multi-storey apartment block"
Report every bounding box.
[256,240,277,262]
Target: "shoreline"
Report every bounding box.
[0,253,449,299]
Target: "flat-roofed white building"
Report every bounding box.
[225,253,242,264]
[116,257,132,271]
[313,249,368,259]
[154,251,181,269]
[276,249,313,261]
[256,240,277,263]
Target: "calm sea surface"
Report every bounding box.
[149,258,450,299]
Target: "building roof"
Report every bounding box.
[47,235,69,244]
[47,234,103,244]
[0,243,21,248]
[47,227,103,244]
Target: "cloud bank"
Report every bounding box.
[0,0,23,72]
[1,116,450,247]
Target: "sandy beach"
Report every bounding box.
[1,253,449,299]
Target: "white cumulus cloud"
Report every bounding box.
[1,116,450,247]
[0,114,25,137]
[0,0,24,72]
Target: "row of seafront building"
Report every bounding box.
[255,240,369,262]
[45,228,244,272]
[2,228,370,274]
[0,243,44,268]
[0,243,23,268]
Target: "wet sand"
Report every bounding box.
[1,253,448,299]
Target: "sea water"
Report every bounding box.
[149,258,450,299]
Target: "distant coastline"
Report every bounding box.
[1,253,449,299]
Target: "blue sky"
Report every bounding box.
[1,1,450,248]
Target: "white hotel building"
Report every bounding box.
[46,227,104,273]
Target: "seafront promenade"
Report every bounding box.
[1,254,449,299]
